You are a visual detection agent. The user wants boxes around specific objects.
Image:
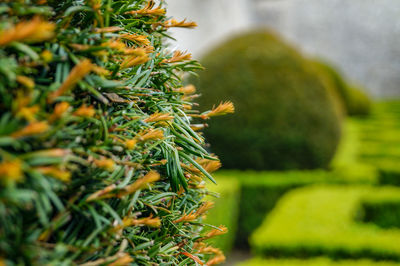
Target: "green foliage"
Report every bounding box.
[347,86,372,116]
[239,257,400,266]
[359,190,400,229]
[312,60,372,116]
[205,177,240,254]
[376,160,400,186]
[230,172,322,248]
[194,31,342,170]
[330,119,361,168]
[0,1,227,265]
[250,186,400,261]
[349,101,400,185]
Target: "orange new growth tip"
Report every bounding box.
[162,19,197,29]
[197,158,221,173]
[36,166,71,182]
[174,202,213,223]
[41,50,53,62]
[180,252,204,265]
[11,121,49,138]
[206,254,226,266]
[204,226,228,239]
[95,26,123,33]
[120,54,150,69]
[123,47,150,56]
[86,184,117,202]
[16,76,35,90]
[125,139,137,150]
[73,105,96,118]
[91,65,110,76]
[86,171,160,202]
[143,112,174,123]
[0,16,55,46]
[184,159,221,175]
[93,158,115,172]
[87,0,101,10]
[162,51,192,64]
[197,245,222,256]
[101,39,127,52]
[201,101,235,119]
[48,59,93,103]
[173,210,197,224]
[120,33,150,46]
[125,0,166,17]
[0,160,23,182]
[49,102,70,122]
[109,254,134,266]
[69,43,91,51]
[120,216,161,228]
[117,171,160,197]
[137,128,164,142]
[196,201,214,217]
[17,105,40,122]
[33,149,70,157]
[175,85,196,95]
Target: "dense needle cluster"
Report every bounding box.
[0,0,233,265]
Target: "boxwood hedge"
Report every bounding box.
[250,186,400,261]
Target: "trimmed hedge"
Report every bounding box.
[330,119,360,169]
[215,170,377,248]
[239,257,400,266]
[194,31,342,170]
[349,101,400,185]
[346,86,372,116]
[359,189,400,229]
[312,60,371,116]
[205,177,241,254]
[376,160,400,186]
[250,186,400,261]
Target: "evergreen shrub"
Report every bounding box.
[194,31,342,170]
[0,0,233,265]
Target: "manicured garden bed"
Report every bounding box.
[250,185,400,261]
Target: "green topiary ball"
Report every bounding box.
[312,60,372,116]
[194,31,342,170]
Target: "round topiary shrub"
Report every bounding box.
[194,31,342,170]
[312,60,372,116]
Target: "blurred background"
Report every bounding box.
[167,1,400,266]
[168,0,400,98]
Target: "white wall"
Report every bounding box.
[166,0,400,98]
[166,0,253,57]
